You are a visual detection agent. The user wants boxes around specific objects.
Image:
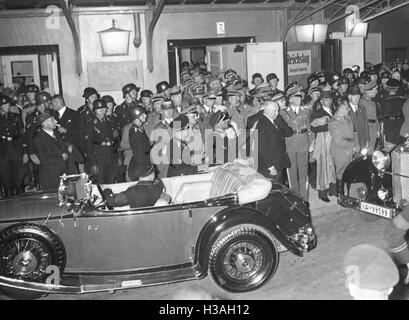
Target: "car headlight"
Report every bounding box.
[372,151,390,171]
[361,148,368,156]
[377,188,389,201]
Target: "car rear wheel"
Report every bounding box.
[209,227,279,293]
[0,223,66,300]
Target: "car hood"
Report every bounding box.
[0,193,66,223]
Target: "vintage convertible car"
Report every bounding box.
[0,161,316,299]
[339,143,409,220]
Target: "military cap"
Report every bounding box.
[161,99,174,110]
[339,76,351,85]
[343,244,399,291]
[368,68,378,76]
[181,104,198,115]
[156,81,170,94]
[357,75,370,85]
[381,71,391,79]
[122,83,140,98]
[209,111,230,127]
[348,85,361,96]
[169,86,182,96]
[270,92,285,102]
[129,104,146,121]
[25,84,40,94]
[363,81,378,91]
[101,95,116,106]
[224,69,237,80]
[308,86,321,96]
[251,73,264,84]
[286,82,303,98]
[82,87,99,99]
[386,78,401,89]
[307,73,319,85]
[35,91,52,105]
[93,99,107,111]
[151,94,165,104]
[226,90,241,97]
[320,90,333,100]
[232,79,245,90]
[266,73,279,83]
[139,90,153,99]
[203,92,217,100]
[0,94,13,106]
[169,114,189,130]
[36,110,54,124]
[190,83,205,96]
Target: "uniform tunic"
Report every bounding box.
[86,117,117,184]
[167,138,198,177]
[0,112,25,187]
[128,125,152,181]
[359,96,379,154]
[280,105,311,199]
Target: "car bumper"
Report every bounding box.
[338,195,397,220]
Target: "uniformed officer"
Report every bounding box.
[101,95,116,119]
[226,90,253,131]
[127,104,152,181]
[78,87,100,124]
[343,68,355,84]
[144,94,164,140]
[139,90,153,111]
[182,104,205,165]
[0,94,27,197]
[167,114,199,177]
[21,84,40,126]
[85,99,117,184]
[348,85,369,153]
[359,80,379,154]
[169,86,183,114]
[115,83,140,131]
[249,73,265,97]
[343,244,399,300]
[377,71,391,103]
[103,164,171,208]
[378,78,406,150]
[280,83,311,200]
[266,73,283,96]
[25,91,52,191]
[209,75,223,95]
[304,86,321,111]
[333,76,350,101]
[151,99,177,178]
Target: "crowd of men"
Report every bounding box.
[1,58,409,201]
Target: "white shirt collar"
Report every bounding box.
[58,106,67,118]
[263,113,277,126]
[350,103,358,112]
[43,128,54,138]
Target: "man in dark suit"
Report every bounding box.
[257,101,293,183]
[348,85,370,152]
[51,94,84,156]
[33,110,77,192]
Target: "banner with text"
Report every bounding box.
[287,50,311,76]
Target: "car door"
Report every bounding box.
[58,205,194,273]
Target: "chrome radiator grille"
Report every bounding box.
[392,148,409,203]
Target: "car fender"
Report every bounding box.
[193,206,303,277]
[342,155,375,185]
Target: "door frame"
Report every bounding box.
[0,45,63,95]
[167,36,256,86]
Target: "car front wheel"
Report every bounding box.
[209,227,279,293]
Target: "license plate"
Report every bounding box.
[360,202,394,219]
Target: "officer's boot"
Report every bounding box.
[337,179,344,197]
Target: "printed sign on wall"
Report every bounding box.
[287,50,311,76]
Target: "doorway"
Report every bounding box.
[0,45,62,95]
[167,37,256,86]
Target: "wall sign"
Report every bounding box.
[87,61,143,91]
[216,22,225,35]
[287,50,311,76]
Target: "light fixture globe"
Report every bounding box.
[98,19,131,56]
[294,24,328,43]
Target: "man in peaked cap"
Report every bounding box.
[359,80,379,154]
[190,83,205,104]
[280,83,311,200]
[169,86,183,114]
[344,244,399,300]
[139,90,153,111]
[224,69,238,83]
